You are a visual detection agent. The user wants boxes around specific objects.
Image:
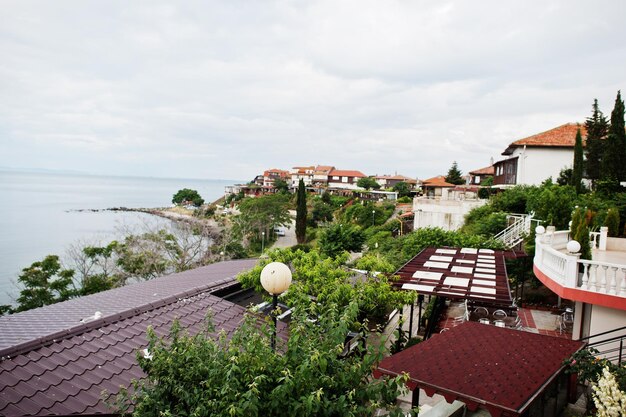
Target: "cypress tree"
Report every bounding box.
[295,179,307,244]
[584,99,608,186]
[602,91,625,182]
[572,128,584,194]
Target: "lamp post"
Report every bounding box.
[372,209,375,227]
[261,231,265,253]
[260,262,292,350]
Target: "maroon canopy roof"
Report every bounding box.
[0,259,273,417]
[375,322,583,416]
[394,247,513,305]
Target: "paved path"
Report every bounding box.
[272,211,297,248]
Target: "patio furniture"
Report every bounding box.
[479,318,490,325]
[494,320,506,328]
[493,309,507,319]
[474,306,489,318]
[558,309,574,334]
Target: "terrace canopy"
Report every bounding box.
[394,247,513,305]
[374,322,584,417]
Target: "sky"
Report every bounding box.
[1,1,625,181]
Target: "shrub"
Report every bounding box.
[605,208,620,237]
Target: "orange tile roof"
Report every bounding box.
[328,169,366,178]
[469,165,495,175]
[422,175,456,187]
[503,123,586,155]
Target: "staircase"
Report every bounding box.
[494,212,534,249]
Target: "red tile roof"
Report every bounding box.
[328,169,366,178]
[0,260,276,417]
[469,165,494,176]
[422,176,455,187]
[375,321,583,416]
[503,123,586,155]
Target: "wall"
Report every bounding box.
[413,198,486,231]
[512,147,574,185]
[587,304,626,363]
[606,237,626,252]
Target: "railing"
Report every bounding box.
[494,212,535,248]
[581,325,626,365]
[534,227,626,301]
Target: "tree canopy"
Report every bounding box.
[584,98,609,184]
[356,176,381,190]
[295,179,307,244]
[233,194,291,241]
[392,181,412,198]
[572,128,584,194]
[172,188,204,207]
[445,161,465,185]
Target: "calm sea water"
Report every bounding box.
[0,170,239,306]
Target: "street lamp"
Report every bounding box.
[372,209,375,226]
[260,262,292,350]
[261,231,265,253]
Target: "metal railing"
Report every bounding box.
[494,212,535,249]
[580,325,626,365]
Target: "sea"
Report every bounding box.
[0,169,240,306]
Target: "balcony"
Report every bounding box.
[533,226,626,311]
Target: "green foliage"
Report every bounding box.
[556,167,573,186]
[356,176,381,190]
[445,161,465,185]
[571,207,592,260]
[12,255,78,313]
[79,242,122,295]
[527,183,577,229]
[392,181,412,198]
[234,194,291,242]
[605,208,620,237]
[573,128,584,194]
[295,179,307,244]
[565,348,626,393]
[341,202,395,228]
[602,91,626,183]
[585,98,609,184]
[463,211,508,237]
[238,249,414,321]
[172,188,204,207]
[318,224,365,258]
[480,176,494,186]
[121,301,410,417]
[353,253,396,274]
[272,178,290,193]
[491,186,535,213]
[396,196,412,203]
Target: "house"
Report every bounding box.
[414,176,486,231]
[263,168,290,188]
[467,165,494,185]
[373,175,419,190]
[290,166,315,187]
[493,123,586,186]
[327,169,366,190]
[313,165,335,187]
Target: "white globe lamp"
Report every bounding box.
[260,262,292,350]
[567,240,581,254]
[535,225,546,235]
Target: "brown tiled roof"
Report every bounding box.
[314,165,334,173]
[328,169,366,178]
[0,260,267,417]
[503,123,586,155]
[469,165,494,176]
[421,176,455,187]
[375,321,583,416]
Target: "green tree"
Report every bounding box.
[13,255,78,312]
[295,179,307,244]
[234,194,291,243]
[121,301,410,417]
[172,188,204,207]
[605,208,620,237]
[585,99,609,185]
[356,176,381,190]
[557,167,573,186]
[527,182,577,229]
[602,91,626,183]
[445,161,465,185]
[273,178,290,194]
[318,224,365,258]
[392,181,412,198]
[573,128,584,194]
[572,207,592,260]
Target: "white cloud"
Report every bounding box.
[1,0,625,180]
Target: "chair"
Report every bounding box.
[479,318,490,325]
[474,307,489,318]
[494,320,506,328]
[493,309,507,319]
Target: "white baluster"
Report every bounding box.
[620,268,626,297]
[599,266,608,293]
[608,267,617,295]
[580,263,589,289]
[589,265,598,291]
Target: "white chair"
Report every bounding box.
[493,309,507,320]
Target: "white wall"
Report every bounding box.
[413,198,486,231]
[511,147,574,185]
[586,305,626,363]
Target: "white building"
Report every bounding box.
[493,123,585,186]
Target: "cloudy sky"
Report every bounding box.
[1,1,625,181]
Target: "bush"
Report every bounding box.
[318,224,365,258]
[396,196,412,203]
[605,208,620,237]
[172,188,204,207]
